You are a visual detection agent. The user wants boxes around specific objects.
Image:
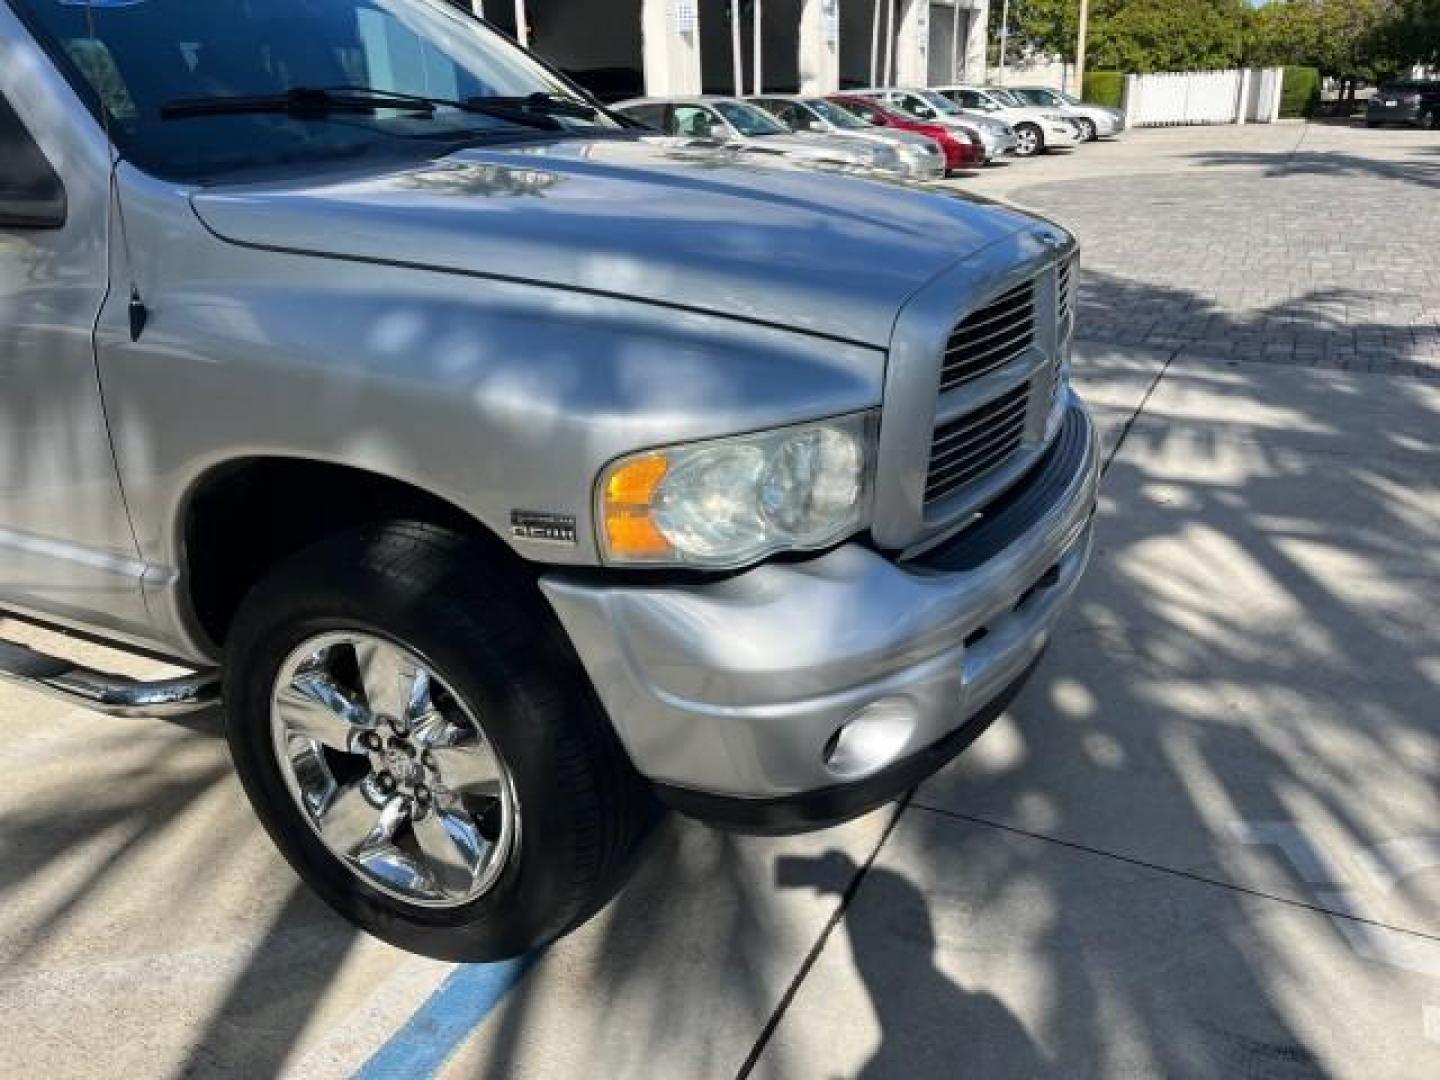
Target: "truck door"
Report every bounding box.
[0,13,151,643]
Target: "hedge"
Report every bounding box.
[1280,66,1321,119]
[1083,71,1126,108]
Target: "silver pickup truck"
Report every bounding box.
[0,0,1097,961]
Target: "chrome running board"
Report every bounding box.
[0,639,220,717]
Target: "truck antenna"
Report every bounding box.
[81,2,147,341]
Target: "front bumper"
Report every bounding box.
[1045,122,1083,148]
[980,129,1019,159]
[542,394,1099,826]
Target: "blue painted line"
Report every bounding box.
[356,952,538,1080]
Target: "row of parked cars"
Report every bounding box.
[612,85,1126,181]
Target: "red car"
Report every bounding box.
[828,94,983,172]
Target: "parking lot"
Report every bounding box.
[2,121,1437,1079]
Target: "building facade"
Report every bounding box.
[463,1,989,100]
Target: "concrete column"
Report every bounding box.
[641,0,702,96]
[960,0,988,83]
[893,0,926,87]
[798,0,841,94]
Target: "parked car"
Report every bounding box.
[1365,80,1440,128]
[859,88,1019,162]
[750,95,947,180]
[1,0,1098,962]
[827,93,986,171]
[932,85,1083,156]
[1000,86,1125,142]
[613,96,904,175]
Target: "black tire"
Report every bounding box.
[1365,120,1382,128]
[1423,110,1440,131]
[1014,122,1043,157]
[224,521,652,961]
[1076,118,1098,142]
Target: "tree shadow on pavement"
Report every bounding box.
[1186,148,1440,190]
[0,695,362,1078]
[778,849,1053,1080]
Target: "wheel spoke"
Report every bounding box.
[316,780,387,856]
[357,842,434,896]
[413,808,487,897]
[410,710,453,749]
[354,639,417,722]
[429,743,503,796]
[277,672,370,753]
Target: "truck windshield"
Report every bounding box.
[15,0,618,181]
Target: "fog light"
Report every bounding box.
[823,698,918,780]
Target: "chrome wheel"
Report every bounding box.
[1078,118,1097,141]
[271,631,518,908]
[1015,124,1041,156]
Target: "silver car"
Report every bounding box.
[861,88,1020,162]
[613,95,904,175]
[1003,86,1126,141]
[933,85,1084,156]
[1,0,1097,962]
[750,94,947,180]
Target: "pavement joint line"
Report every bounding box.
[910,802,1440,946]
[734,793,915,1080]
[1093,339,1186,478]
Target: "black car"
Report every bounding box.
[1365,80,1440,128]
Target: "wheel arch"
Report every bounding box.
[178,456,526,654]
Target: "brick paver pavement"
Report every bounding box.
[959,121,1440,379]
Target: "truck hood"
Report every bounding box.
[190,136,1035,347]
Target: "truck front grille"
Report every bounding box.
[938,281,1035,393]
[924,382,1031,505]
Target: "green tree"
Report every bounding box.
[990,0,1256,73]
[1251,0,1392,81]
[1374,0,1440,69]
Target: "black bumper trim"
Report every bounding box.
[654,651,1044,835]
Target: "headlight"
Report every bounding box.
[598,414,876,567]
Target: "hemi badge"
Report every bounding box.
[510,510,578,546]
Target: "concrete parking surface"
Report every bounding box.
[1,122,1437,1079]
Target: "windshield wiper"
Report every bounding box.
[161,86,442,120]
[160,86,569,131]
[469,92,598,120]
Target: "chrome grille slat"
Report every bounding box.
[925,432,1027,502]
[927,419,1029,487]
[929,395,1028,455]
[945,315,1035,359]
[939,281,1037,394]
[954,326,1036,372]
[1057,257,1075,327]
[945,292,1031,343]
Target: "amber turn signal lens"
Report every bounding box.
[603,454,672,559]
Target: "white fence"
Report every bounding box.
[1124,68,1283,127]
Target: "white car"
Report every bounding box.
[932,85,1083,157]
[999,86,1126,142]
